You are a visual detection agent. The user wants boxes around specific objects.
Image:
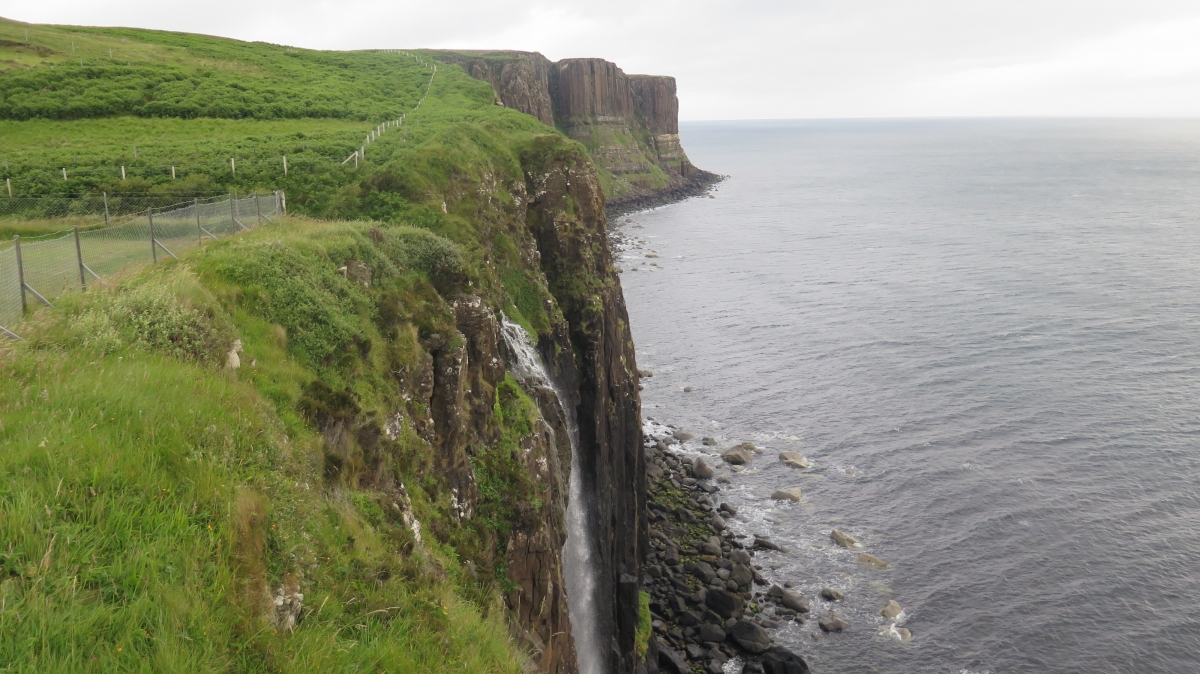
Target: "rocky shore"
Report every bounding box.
[640,425,817,674]
[606,170,725,219]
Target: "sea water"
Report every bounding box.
[618,119,1200,673]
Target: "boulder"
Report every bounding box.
[778,451,811,469]
[662,546,680,566]
[647,462,664,478]
[772,488,803,502]
[683,561,718,585]
[698,537,723,556]
[820,587,844,602]
[829,529,860,548]
[693,458,714,479]
[720,503,739,516]
[857,553,888,568]
[818,613,849,633]
[674,431,695,442]
[722,447,753,465]
[880,600,903,619]
[736,441,763,454]
[761,646,811,674]
[728,619,772,654]
[345,259,372,287]
[702,437,717,446]
[730,563,754,588]
[697,623,726,643]
[877,623,913,642]
[730,549,751,564]
[704,588,745,620]
[780,590,810,613]
[639,369,654,378]
[677,610,702,626]
[753,537,786,552]
[709,514,727,531]
[658,645,690,674]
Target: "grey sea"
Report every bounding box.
[617,119,1200,674]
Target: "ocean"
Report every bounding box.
[616,119,1200,673]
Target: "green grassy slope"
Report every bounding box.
[0,16,604,674]
[1,218,529,672]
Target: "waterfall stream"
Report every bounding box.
[500,318,601,674]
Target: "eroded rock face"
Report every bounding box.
[436,49,719,213]
[428,50,556,126]
[551,58,635,125]
[523,144,646,674]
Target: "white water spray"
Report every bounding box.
[500,318,602,674]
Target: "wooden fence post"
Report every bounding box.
[74,226,86,291]
[14,236,26,314]
[148,208,157,264]
[103,191,110,226]
[196,198,202,246]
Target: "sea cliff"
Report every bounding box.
[429,50,721,214]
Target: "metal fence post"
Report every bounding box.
[196,198,202,246]
[256,195,262,225]
[148,208,157,264]
[14,235,26,314]
[103,191,109,227]
[229,194,235,229]
[74,226,86,291]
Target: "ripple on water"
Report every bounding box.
[623,119,1200,673]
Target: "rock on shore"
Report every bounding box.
[641,429,810,674]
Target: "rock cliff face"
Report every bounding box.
[393,133,647,673]
[431,50,556,126]
[430,50,719,213]
[521,140,647,673]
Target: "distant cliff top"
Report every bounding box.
[428,50,720,212]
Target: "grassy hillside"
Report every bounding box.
[1,217,533,672]
[0,15,610,674]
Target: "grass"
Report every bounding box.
[0,18,611,671]
[0,216,540,672]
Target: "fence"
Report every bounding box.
[0,193,226,222]
[0,192,283,339]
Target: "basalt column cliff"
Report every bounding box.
[430,50,720,213]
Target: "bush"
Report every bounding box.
[64,271,232,361]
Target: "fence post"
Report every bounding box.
[103,192,109,226]
[5,178,10,198]
[148,208,157,264]
[196,198,202,246]
[256,195,262,225]
[14,236,26,314]
[74,226,86,291]
[229,193,236,229]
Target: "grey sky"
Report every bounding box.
[7,0,1200,119]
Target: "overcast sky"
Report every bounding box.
[7,0,1200,119]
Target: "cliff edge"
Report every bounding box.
[429,50,720,214]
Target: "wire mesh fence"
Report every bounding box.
[0,192,283,338]
[0,193,222,221]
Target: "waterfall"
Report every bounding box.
[500,318,601,674]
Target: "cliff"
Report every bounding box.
[0,23,656,674]
[430,50,719,214]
